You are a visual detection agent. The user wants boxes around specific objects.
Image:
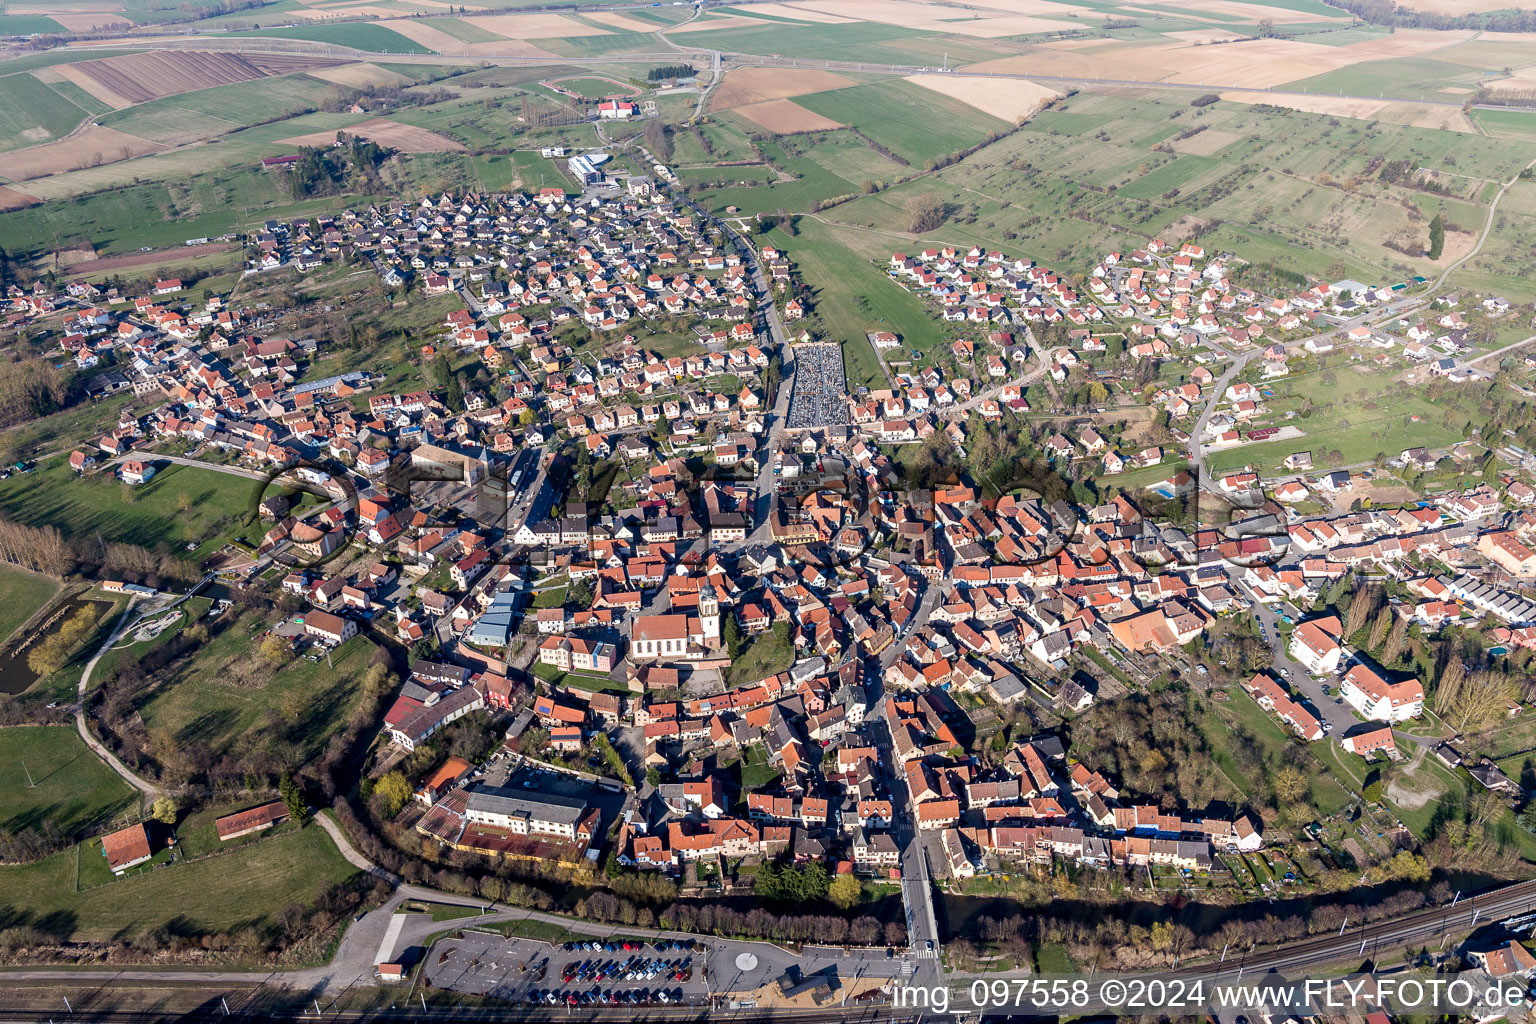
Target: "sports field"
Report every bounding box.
[0,726,137,842]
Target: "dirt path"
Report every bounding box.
[74,595,165,809]
[1434,155,1536,292]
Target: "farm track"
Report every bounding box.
[1430,155,1536,291]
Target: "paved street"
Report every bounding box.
[1242,589,1357,739]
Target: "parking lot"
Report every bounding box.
[424,930,713,1009]
[786,343,850,429]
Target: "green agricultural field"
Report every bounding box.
[0,49,131,77]
[442,64,570,87]
[0,822,358,946]
[390,90,596,152]
[0,460,257,563]
[795,79,1007,167]
[417,16,508,42]
[0,72,94,152]
[761,219,943,388]
[42,77,113,118]
[187,0,310,29]
[1282,57,1486,100]
[0,726,137,841]
[117,0,285,25]
[132,617,377,766]
[96,104,245,146]
[1474,108,1536,140]
[0,563,61,644]
[671,20,998,65]
[541,31,658,57]
[234,22,435,53]
[0,14,64,35]
[175,74,347,125]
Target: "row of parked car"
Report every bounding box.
[522,988,689,1008]
[562,955,693,985]
[561,939,699,953]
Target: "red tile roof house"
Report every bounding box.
[215,801,290,841]
[1476,939,1536,978]
[1341,724,1395,758]
[101,823,153,874]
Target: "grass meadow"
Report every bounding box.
[0,726,137,841]
[0,460,258,562]
[0,564,62,643]
[0,72,96,153]
[134,617,378,765]
[0,821,357,945]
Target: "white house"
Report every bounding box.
[1340,664,1424,722]
[1288,619,1343,675]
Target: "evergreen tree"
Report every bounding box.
[723,613,744,660]
[279,774,307,821]
[1368,606,1393,652]
[428,352,452,389]
[1428,213,1445,260]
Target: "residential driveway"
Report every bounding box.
[1245,595,1356,738]
[1243,584,1439,750]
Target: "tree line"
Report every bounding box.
[646,64,696,81]
[0,513,203,587]
[1324,0,1536,30]
[969,872,1450,969]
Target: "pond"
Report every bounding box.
[0,596,114,695]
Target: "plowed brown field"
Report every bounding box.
[0,186,38,211]
[708,67,856,111]
[59,51,299,108]
[281,118,465,152]
[0,125,163,181]
[733,98,843,132]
